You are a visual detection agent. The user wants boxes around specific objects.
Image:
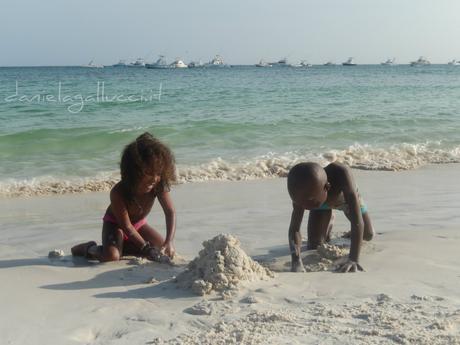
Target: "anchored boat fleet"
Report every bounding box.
[83,55,460,69]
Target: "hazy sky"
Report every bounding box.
[1,0,460,66]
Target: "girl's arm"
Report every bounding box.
[110,187,149,249]
[157,190,176,255]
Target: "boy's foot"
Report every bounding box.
[341,231,351,239]
[71,241,97,258]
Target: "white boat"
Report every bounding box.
[381,58,396,66]
[300,60,313,67]
[128,58,145,67]
[145,55,171,69]
[255,59,271,67]
[188,60,204,68]
[205,55,226,67]
[111,60,127,67]
[342,57,357,66]
[447,59,460,66]
[271,58,290,67]
[323,61,336,66]
[82,60,103,68]
[171,59,188,68]
[410,56,431,66]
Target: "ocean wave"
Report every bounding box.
[1,142,460,197]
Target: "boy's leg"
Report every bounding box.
[343,211,374,241]
[307,209,334,249]
[362,212,374,241]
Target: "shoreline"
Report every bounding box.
[2,159,460,198]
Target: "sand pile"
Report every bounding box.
[176,234,274,295]
[304,243,349,272]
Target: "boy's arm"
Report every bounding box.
[110,188,149,249]
[157,190,176,257]
[288,203,305,272]
[339,166,365,272]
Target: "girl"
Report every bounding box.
[71,132,177,262]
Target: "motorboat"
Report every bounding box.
[381,58,396,66]
[205,55,226,67]
[82,60,103,68]
[128,58,145,67]
[171,59,188,68]
[272,58,289,66]
[145,55,171,69]
[255,59,271,67]
[300,60,313,67]
[342,57,357,66]
[111,60,127,67]
[188,60,204,68]
[410,56,431,66]
[323,61,336,66]
[447,59,460,66]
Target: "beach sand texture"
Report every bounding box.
[1,165,459,344]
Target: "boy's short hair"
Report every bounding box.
[287,162,325,193]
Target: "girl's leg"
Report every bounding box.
[87,222,125,262]
[137,223,165,249]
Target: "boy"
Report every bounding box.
[287,162,374,273]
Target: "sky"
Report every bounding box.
[1,0,460,66]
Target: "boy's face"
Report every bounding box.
[291,182,328,210]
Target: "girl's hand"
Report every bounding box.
[162,241,175,259]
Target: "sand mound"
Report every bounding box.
[48,249,65,258]
[304,243,348,272]
[176,234,274,295]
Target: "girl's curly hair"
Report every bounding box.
[120,132,176,200]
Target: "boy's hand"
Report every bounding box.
[291,259,306,272]
[162,241,175,259]
[336,258,364,273]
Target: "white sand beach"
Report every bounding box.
[1,164,460,345]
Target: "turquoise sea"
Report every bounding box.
[1,65,460,195]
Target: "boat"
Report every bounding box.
[255,59,271,67]
[342,57,357,66]
[270,58,290,67]
[323,61,336,66]
[82,60,103,68]
[381,58,396,66]
[111,60,127,67]
[188,60,204,68]
[300,60,313,67]
[447,59,460,66]
[410,56,431,66]
[145,55,171,69]
[170,59,188,68]
[205,55,226,67]
[128,58,145,67]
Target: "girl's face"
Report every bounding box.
[137,169,161,194]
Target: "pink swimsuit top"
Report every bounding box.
[102,213,147,241]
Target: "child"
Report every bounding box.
[71,132,177,262]
[287,162,374,273]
